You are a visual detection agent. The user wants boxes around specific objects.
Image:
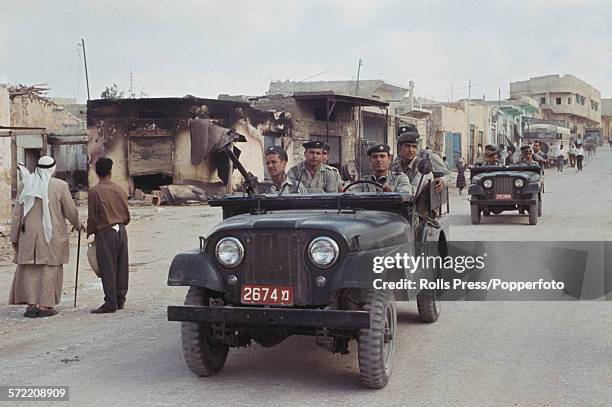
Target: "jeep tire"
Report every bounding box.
[181,287,229,377]
[470,205,481,224]
[417,290,440,323]
[358,289,396,389]
[528,203,538,225]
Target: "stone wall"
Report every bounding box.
[0,86,12,223]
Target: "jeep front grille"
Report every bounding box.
[493,177,513,194]
[243,230,310,305]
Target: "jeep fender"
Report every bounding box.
[167,250,224,292]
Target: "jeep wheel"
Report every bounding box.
[537,196,542,217]
[528,204,538,225]
[358,289,396,389]
[483,209,491,217]
[181,287,229,377]
[470,206,481,224]
[417,290,440,323]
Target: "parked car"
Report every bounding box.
[468,164,543,225]
[167,159,449,389]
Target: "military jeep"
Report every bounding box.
[167,156,449,389]
[468,164,543,225]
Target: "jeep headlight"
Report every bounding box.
[483,179,493,189]
[308,237,339,268]
[215,237,244,268]
[514,179,525,188]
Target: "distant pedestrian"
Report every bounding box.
[575,144,585,171]
[499,144,508,166]
[569,143,577,168]
[608,136,612,149]
[87,157,131,314]
[9,156,83,318]
[556,144,565,172]
[442,156,449,171]
[456,158,466,195]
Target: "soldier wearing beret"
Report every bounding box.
[264,146,308,194]
[475,144,498,165]
[352,144,414,193]
[287,140,342,193]
[391,125,447,194]
[479,147,501,166]
[519,145,540,166]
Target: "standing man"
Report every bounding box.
[608,136,612,149]
[87,157,131,314]
[532,140,547,167]
[351,144,414,193]
[288,141,341,192]
[264,146,308,194]
[569,143,577,168]
[556,144,565,172]
[9,156,82,318]
[575,143,585,172]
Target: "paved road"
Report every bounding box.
[1,150,611,406]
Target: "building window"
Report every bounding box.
[556,97,561,105]
[540,97,546,105]
[568,97,571,105]
[576,95,586,105]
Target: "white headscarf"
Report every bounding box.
[18,156,57,243]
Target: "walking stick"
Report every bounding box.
[74,228,81,308]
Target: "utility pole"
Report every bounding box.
[355,58,363,95]
[467,78,471,163]
[451,85,454,102]
[81,38,91,101]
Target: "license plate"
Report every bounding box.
[241,284,294,306]
[495,194,512,200]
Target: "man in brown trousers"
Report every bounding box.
[9,156,82,318]
[87,157,131,314]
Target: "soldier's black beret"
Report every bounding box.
[398,124,418,137]
[265,145,288,161]
[302,140,326,150]
[520,145,532,152]
[367,143,391,156]
[485,148,499,156]
[397,132,420,145]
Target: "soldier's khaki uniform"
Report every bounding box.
[287,161,340,193]
[351,171,414,193]
[392,157,434,195]
[266,176,308,194]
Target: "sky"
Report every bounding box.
[2,0,612,103]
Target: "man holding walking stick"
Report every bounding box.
[8,156,83,318]
[87,157,131,314]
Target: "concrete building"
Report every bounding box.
[510,74,601,137]
[426,99,496,167]
[87,97,289,195]
[600,99,612,142]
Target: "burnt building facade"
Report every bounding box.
[87,97,286,195]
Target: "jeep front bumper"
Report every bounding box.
[167,305,370,329]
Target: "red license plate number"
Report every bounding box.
[241,285,294,306]
[496,194,512,200]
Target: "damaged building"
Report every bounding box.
[0,84,86,223]
[87,97,287,196]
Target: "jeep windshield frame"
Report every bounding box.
[209,192,415,219]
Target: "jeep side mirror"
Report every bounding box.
[417,156,432,175]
